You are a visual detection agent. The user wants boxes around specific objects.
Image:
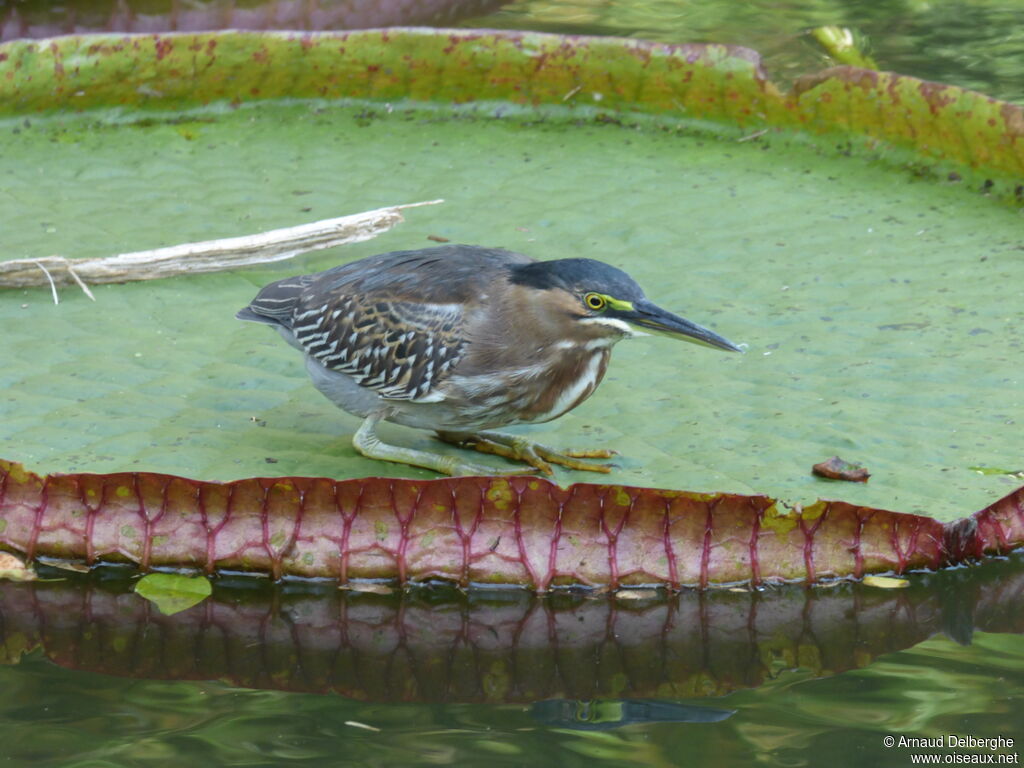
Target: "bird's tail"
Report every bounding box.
[236,275,313,327]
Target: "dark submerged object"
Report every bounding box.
[237,244,739,475]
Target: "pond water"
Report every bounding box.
[0,556,1022,767]
[465,0,1024,105]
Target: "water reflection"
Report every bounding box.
[1,554,1021,726]
[531,699,734,729]
[0,0,507,41]
[469,0,1024,103]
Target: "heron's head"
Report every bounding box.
[508,258,742,352]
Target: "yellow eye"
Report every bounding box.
[584,293,606,311]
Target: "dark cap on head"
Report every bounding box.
[509,258,647,300]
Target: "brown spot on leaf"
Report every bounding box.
[1000,102,1024,136]
[813,456,870,483]
[918,81,956,115]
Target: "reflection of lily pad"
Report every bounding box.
[134,573,212,615]
[0,30,1022,521]
[6,556,1023,702]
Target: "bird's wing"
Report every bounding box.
[289,287,467,403]
[245,245,533,402]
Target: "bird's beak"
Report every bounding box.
[624,298,742,352]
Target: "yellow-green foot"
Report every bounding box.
[435,430,616,476]
[353,416,532,477]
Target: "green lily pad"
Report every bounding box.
[134,572,212,615]
[2,31,1021,192]
[1,31,1022,522]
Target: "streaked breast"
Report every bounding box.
[524,348,610,424]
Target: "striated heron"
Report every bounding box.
[237,245,740,476]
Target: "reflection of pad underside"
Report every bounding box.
[2,553,1022,701]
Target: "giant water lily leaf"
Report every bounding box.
[1,460,1021,588]
[1,30,1023,520]
[1,31,1021,189]
[1,555,1022,700]
[5,2,1024,105]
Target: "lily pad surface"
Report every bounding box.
[1,31,1022,523]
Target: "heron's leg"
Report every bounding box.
[353,416,532,477]
[434,430,616,476]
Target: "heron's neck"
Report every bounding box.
[522,346,612,424]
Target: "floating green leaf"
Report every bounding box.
[810,26,879,70]
[863,575,909,589]
[134,572,212,615]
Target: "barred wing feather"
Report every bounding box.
[290,294,464,402]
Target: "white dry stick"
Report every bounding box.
[0,200,444,302]
[31,260,60,304]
